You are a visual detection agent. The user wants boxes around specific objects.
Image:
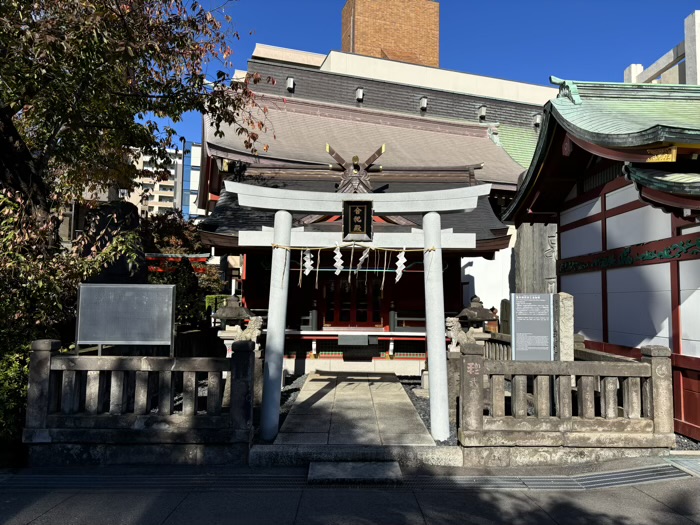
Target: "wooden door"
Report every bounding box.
[322,277,383,327]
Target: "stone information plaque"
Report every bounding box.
[511,293,553,361]
[76,284,176,354]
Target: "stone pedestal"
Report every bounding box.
[447,351,461,428]
[554,293,574,362]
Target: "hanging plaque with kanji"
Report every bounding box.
[343,201,373,242]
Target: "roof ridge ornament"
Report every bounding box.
[326,143,386,194]
[549,76,582,105]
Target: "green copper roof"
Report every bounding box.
[549,77,700,147]
[497,125,539,169]
[503,79,700,223]
[624,164,700,196]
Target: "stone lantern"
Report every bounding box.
[456,295,498,332]
[213,296,253,330]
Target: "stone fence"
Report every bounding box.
[23,339,256,465]
[459,344,675,466]
[483,333,511,361]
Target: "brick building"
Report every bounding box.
[342,0,440,67]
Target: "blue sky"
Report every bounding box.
[171,0,699,143]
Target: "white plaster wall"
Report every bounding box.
[461,247,512,312]
[560,272,603,341]
[560,198,601,226]
[607,265,671,349]
[605,184,638,210]
[683,225,700,235]
[680,259,700,357]
[606,206,672,250]
[560,221,603,259]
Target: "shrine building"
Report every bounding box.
[198,0,554,364]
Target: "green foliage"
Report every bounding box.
[0,190,141,349]
[0,190,141,452]
[206,295,231,313]
[140,209,205,254]
[0,350,29,443]
[0,0,250,453]
[141,210,225,325]
[1,0,271,214]
[149,259,201,325]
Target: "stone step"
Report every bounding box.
[308,461,403,485]
[249,444,463,468]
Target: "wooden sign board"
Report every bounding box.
[343,201,373,242]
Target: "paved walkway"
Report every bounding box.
[2,460,700,525]
[275,372,435,446]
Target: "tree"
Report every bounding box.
[0,0,267,456]
[140,209,225,325]
[0,0,270,218]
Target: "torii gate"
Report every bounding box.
[224,179,491,442]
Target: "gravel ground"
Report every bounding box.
[400,376,458,446]
[675,433,700,451]
[253,373,307,443]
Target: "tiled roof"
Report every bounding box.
[549,78,700,147]
[204,96,525,187]
[503,79,700,222]
[624,164,700,196]
[496,125,539,169]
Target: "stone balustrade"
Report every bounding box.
[483,333,512,360]
[23,339,256,465]
[459,344,675,466]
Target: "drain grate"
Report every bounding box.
[405,476,525,490]
[521,477,584,491]
[574,464,690,489]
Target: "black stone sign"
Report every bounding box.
[511,293,553,361]
[343,201,373,242]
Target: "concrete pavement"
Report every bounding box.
[276,372,435,446]
[2,460,700,525]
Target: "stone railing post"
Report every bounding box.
[25,339,60,430]
[230,340,256,435]
[641,346,673,435]
[553,293,574,362]
[460,343,485,435]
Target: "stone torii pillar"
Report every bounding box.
[422,211,449,440]
[260,210,292,441]
[225,180,490,441]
